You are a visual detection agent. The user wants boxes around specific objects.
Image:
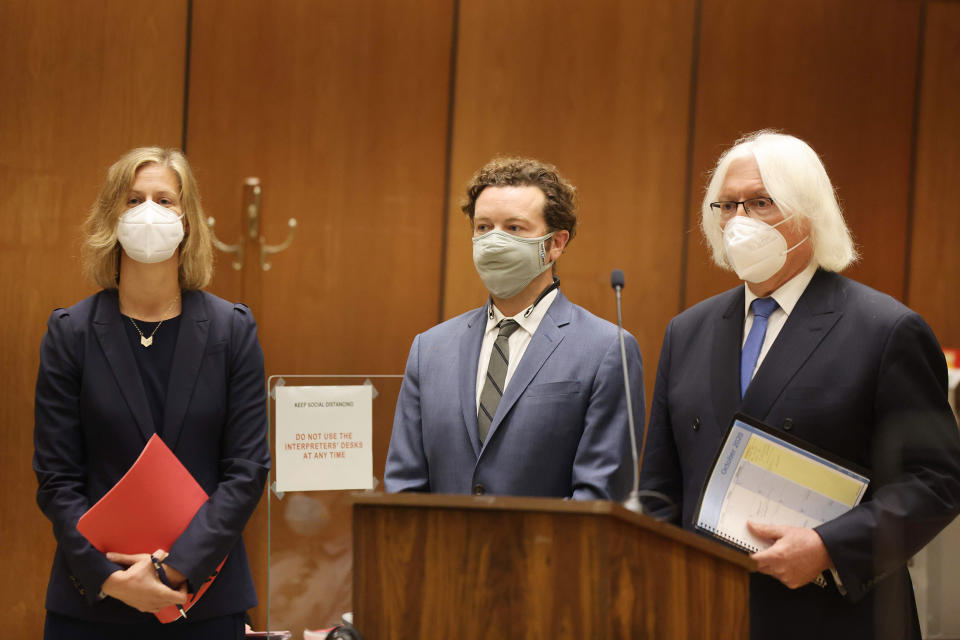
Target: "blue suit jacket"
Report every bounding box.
[384,291,644,501]
[33,289,271,623]
[641,270,960,640]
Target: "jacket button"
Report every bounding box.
[692,417,701,432]
[69,575,85,596]
[782,418,793,431]
[472,483,486,495]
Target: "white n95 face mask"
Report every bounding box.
[117,200,185,264]
[472,230,555,299]
[722,215,807,283]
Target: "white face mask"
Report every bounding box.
[472,230,555,299]
[722,215,808,283]
[117,200,185,264]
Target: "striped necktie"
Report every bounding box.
[477,319,521,443]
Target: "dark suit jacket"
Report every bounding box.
[384,291,644,501]
[641,269,960,640]
[33,289,271,623]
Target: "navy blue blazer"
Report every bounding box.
[641,269,960,640]
[33,289,271,623]
[384,291,644,501]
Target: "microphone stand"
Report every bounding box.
[612,270,643,514]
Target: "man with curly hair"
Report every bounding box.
[385,157,644,500]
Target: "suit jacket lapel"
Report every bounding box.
[711,288,745,429]
[459,307,487,458]
[482,292,570,450]
[162,289,209,449]
[92,290,155,443]
[741,269,842,419]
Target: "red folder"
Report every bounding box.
[77,434,225,623]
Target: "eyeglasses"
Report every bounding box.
[710,197,780,222]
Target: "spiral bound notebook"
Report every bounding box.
[694,413,870,588]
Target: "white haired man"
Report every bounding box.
[640,131,960,639]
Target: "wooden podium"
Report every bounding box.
[352,493,754,639]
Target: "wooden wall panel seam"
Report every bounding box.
[679,0,705,315]
[903,0,929,305]
[438,0,462,325]
[181,0,194,153]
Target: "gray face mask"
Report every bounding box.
[472,230,555,299]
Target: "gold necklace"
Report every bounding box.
[127,295,180,348]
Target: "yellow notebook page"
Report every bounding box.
[742,435,863,506]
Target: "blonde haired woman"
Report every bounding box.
[34,148,270,639]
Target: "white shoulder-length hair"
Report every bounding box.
[700,130,858,272]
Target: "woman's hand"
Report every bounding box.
[162,562,188,589]
[101,549,188,613]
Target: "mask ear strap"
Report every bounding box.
[540,231,557,265]
[770,213,796,229]
[786,235,809,253]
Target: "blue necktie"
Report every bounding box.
[741,297,779,397]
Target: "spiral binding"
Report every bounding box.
[698,522,760,553]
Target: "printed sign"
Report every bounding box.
[275,385,373,492]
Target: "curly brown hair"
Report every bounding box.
[461,157,578,242]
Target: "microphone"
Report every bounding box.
[611,269,625,290]
[611,269,643,514]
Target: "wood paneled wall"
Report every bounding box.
[442,0,698,406]
[685,0,922,307]
[0,2,187,637]
[187,0,454,374]
[909,1,960,346]
[2,1,958,637]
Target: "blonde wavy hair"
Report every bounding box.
[82,147,213,290]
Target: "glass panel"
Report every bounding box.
[265,374,402,636]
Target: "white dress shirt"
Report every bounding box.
[475,288,559,412]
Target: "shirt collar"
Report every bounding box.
[486,288,560,336]
[744,261,818,317]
